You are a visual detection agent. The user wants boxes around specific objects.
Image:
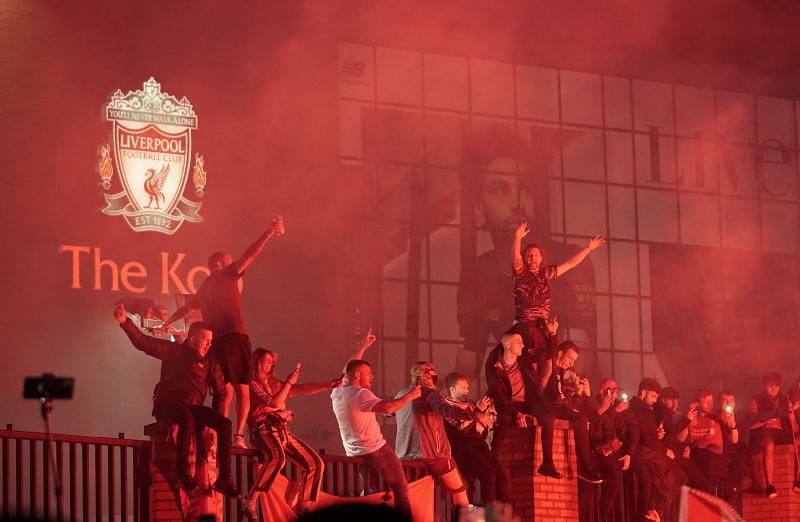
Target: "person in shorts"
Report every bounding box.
[164,215,285,447]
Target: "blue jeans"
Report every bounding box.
[362,443,411,516]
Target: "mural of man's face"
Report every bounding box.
[477,160,535,235]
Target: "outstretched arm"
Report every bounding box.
[234,215,285,276]
[162,301,197,330]
[290,378,341,397]
[512,222,530,274]
[556,236,606,277]
[371,386,422,414]
[340,328,378,375]
[114,304,170,360]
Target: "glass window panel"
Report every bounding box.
[612,296,641,351]
[608,185,636,240]
[721,197,760,249]
[633,80,674,134]
[564,181,608,236]
[470,59,514,116]
[560,70,603,126]
[603,76,632,129]
[679,192,721,247]
[716,90,755,144]
[428,227,460,282]
[425,112,467,168]
[430,284,460,340]
[613,352,642,395]
[675,86,715,136]
[635,134,678,186]
[636,189,678,243]
[762,201,800,254]
[562,127,605,181]
[376,47,421,105]
[609,241,639,295]
[423,53,469,111]
[757,96,795,147]
[606,131,635,184]
[516,65,559,121]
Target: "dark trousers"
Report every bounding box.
[531,403,592,469]
[633,448,687,518]
[454,439,510,504]
[362,443,411,517]
[597,453,623,520]
[677,455,714,493]
[155,403,233,477]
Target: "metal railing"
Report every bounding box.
[1,426,150,522]
[1,428,454,522]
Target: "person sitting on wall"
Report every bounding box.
[533,338,602,483]
[747,371,794,499]
[113,303,240,498]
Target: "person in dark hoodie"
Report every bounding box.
[395,362,490,507]
[113,303,240,498]
[442,371,509,504]
[628,378,687,522]
[655,387,710,494]
[584,378,638,522]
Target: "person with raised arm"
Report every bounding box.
[163,215,285,449]
[241,349,341,517]
[330,329,421,517]
[510,221,605,355]
[113,304,240,498]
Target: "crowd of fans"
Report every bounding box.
[418,328,800,522]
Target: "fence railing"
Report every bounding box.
[1,428,454,522]
[0,426,150,522]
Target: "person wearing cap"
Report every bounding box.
[628,378,687,522]
[394,362,490,507]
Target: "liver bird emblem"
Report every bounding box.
[143,164,169,209]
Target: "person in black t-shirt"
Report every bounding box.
[509,222,604,356]
[164,215,286,449]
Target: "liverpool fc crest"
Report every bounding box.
[97,77,206,234]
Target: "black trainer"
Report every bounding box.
[537,462,563,479]
[578,466,603,484]
[177,473,198,492]
[214,475,241,498]
[765,484,778,499]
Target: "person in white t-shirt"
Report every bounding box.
[330,329,421,516]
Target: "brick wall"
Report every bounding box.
[492,420,579,522]
[742,444,800,522]
[144,422,224,522]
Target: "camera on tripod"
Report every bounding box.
[23,373,75,400]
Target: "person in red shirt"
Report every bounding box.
[686,389,728,494]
